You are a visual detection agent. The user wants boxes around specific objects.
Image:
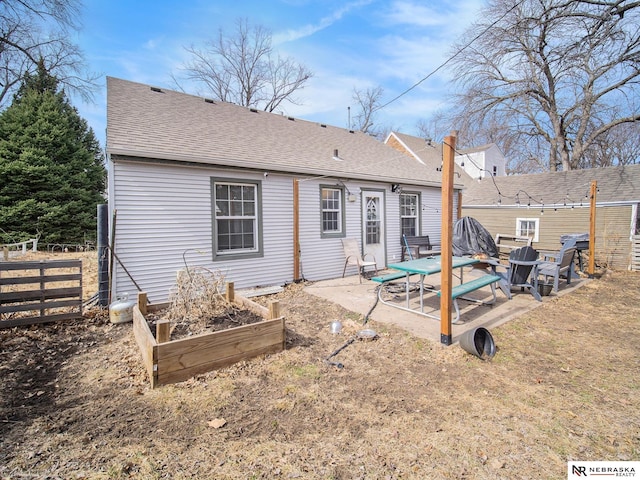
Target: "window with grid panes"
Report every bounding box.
[321,187,344,236]
[400,193,419,237]
[213,181,259,255]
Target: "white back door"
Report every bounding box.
[362,190,385,268]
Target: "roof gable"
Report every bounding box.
[385,131,469,185]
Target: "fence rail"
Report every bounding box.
[632,235,640,272]
[1,238,38,260]
[0,259,83,328]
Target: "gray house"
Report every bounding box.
[460,165,640,270]
[106,78,463,302]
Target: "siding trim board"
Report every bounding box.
[465,201,640,209]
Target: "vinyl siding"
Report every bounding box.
[297,179,384,280]
[110,159,451,301]
[461,205,635,270]
[110,160,294,303]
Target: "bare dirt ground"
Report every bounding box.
[1,252,639,479]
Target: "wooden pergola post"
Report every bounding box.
[440,132,457,345]
[588,180,597,277]
[293,179,301,282]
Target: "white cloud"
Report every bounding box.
[144,38,160,50]
[382,0,484,35]
[384,1,448,27]
[273,0,374,44]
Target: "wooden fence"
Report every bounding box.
[0,259,83,328]
[1,238,38,260]
[632,235,640,272]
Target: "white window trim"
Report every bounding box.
[400,192,420,237]
[320,186,345,237]
[515,217,539,243]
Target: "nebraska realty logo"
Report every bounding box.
[568,461,639,478]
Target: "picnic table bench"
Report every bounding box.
[437,273,501,323]
[371,272,407,283]
[373,257,502,324]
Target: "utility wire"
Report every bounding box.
[375,0,527,113]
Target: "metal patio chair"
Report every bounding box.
[341,238,377,283]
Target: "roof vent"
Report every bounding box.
[349,130,355,134]
[320,124,327,128]
[288,116,295,121]
[204,98,214,104]
[250,108,259,113]
[150,87,163,93]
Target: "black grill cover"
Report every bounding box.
[452,217,499,258]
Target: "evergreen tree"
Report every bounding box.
[0,62,106,245]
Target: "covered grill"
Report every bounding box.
[453,217,499,258]
[561,233,589,271]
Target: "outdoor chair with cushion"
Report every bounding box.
[493,245,542,302]
[341,238,378,283]
[537,238,577,293]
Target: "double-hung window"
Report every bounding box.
[400,193,419,237]
[321,186,345,237]
[212,179,262,258]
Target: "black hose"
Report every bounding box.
[363,281,422,325]
[324,337,355,369]
[363,286,380,325]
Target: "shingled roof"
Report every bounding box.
[462,164,640,207]
[107,77,446,187]
[386,131,443,164]
[385,131,467,187]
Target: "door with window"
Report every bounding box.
[362,190,385,267]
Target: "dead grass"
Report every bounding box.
[0,252,639,479]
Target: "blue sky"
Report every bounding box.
[73,0,485,147]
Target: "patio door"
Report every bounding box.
[362,190,385,268]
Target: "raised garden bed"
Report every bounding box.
[132,282,285,388]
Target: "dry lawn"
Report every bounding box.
[1,252,639,479]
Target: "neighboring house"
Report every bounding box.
[385,131,443,167]
[385,131,470,218]
[460,164,640,270]
[106,78,464,302]
[455,143,507,179]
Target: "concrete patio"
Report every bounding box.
[305,267,587,345]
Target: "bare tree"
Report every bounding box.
[416,112,447,144]
[0,0,98,108]
[581,122,640,166]
[447,0,640,171]
[179,18,312,112]
[351,86,392,139]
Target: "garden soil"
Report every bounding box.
[1,252,639,479]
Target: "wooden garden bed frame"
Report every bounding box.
[132,282,285,388]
